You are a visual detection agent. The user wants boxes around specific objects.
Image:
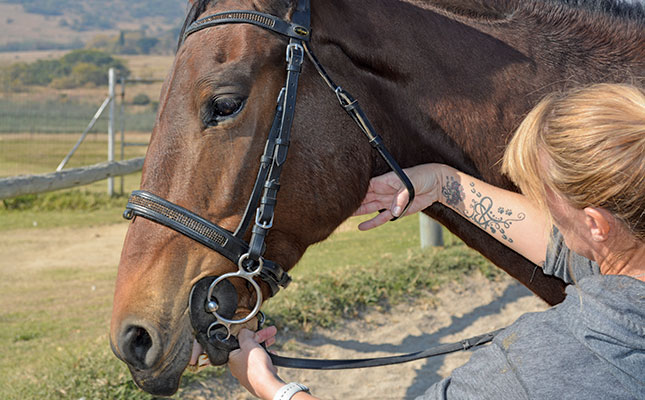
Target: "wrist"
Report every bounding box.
[272,382,310,400]
[436,164,455,205]
[438,164,469,213]
[257,372,286,400]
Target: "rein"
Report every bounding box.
[123,0,501,369]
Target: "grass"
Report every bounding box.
[0,52,171,177]
[0,172,145,230]
[0,186,499,399]
[0,131,149,177]
[0,98,158,134]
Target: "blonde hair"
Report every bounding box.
[502,83,645,241]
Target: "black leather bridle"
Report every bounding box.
[124,0,413,348]
[123,0,497,369]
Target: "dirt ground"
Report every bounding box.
[1,223,548,400]
[181,273,548,400]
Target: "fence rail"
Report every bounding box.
[0,157,144,199]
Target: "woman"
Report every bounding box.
[228,83,645,399]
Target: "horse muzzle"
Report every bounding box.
[189,275,250,365]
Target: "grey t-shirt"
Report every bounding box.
[417,228,645,400]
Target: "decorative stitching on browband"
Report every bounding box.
[193,11,276,30]
[182,9,310,44]
[129,194,229,247]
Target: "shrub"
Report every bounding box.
[132,93,151,105]
[0,49,130,91]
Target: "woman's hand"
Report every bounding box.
[353,164,448,230]
[228,327,285,400]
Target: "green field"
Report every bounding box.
[0,181,498,399]
[0,134,149,178]
[0,97,158,134]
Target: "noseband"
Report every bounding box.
[123,0,415,360]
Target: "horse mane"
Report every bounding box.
[419,0,645,23]
[180,0,645,41]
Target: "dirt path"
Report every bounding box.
[0,223,548,400]
[183,274,548,400]
[0,223,129,273]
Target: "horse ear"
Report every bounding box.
[426,0,515,20]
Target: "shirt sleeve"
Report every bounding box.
[542,226,600,284]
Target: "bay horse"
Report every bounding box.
[110,0,645,395]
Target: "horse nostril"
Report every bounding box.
[119,325,159,370]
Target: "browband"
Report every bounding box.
[183,10,311,43]
[124,190,291,296]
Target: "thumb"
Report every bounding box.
[391,188,411,217]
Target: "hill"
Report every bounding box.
[0,0,187,52]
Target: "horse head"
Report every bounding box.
[110,0,372,395]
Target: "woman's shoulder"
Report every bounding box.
[569,274,645,323]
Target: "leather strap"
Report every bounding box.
[234,89,286,239]
[269,329,502,369]
[247,40,305,264]
[183,10,310,42]
[124,191,291,296]
[302,42,416,219]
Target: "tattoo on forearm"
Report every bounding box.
[441,179,525,243]
[441,176,466,206]
[465,182,525,243]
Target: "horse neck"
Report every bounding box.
[309,0,645,184]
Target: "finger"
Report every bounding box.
[358,210,392,231]
[368,171,401,190]
[228,348,242,358]
[265,336,276,348]
[352,200,385,216]
[237,328,255,344]
[391,189,411,218]
[254,326,277,344]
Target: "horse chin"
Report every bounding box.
[128,366,183,397]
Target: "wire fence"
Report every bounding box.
[0,77,159,179]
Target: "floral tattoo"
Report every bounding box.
[464,182,525,243]
[441,178,525,243]
[441,176,466,206]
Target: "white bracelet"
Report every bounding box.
[273,382,310,400]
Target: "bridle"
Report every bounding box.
[124,0,414,351]
[121,0,502,369]
[124,0,502,370]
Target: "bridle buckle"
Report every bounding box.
[255,208,275,230]
[286,42,305,66]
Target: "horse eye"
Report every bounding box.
[202,96,246,127]
[214,98,243,117]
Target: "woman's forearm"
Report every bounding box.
[436,165,549,266]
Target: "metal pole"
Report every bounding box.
[108,68,116,196]
[419,213,443,248]
[56,96,111,171]
[119,75,126,195]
